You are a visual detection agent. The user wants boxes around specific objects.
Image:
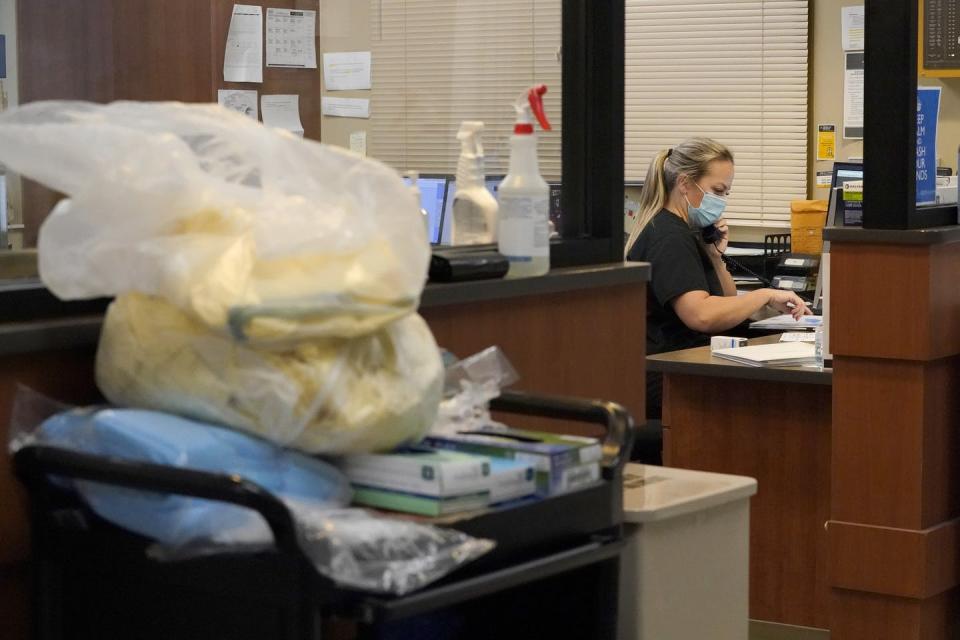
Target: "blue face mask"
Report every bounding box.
[685,183,727,228]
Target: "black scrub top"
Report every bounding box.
[627,209,725,418]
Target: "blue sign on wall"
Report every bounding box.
[0,35,6,79]
[916,86,941,206]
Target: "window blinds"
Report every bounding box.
[625,0,809,227]
[369,0,562,180]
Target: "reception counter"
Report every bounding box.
[649,335,832,633]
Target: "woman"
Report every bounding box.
[626,137,810,423]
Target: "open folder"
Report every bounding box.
[712,342,817,367]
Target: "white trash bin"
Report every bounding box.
[618,463,757,640]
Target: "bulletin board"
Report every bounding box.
[919,0,960,77]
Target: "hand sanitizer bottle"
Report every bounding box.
[498,85,552,278]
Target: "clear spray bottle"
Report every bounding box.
[498,85,552,278]
[452,121,499,244]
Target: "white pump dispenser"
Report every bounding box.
[498,85,552,278]
[452,121,499,244]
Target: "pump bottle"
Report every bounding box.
[498,85,552,278]
[452,121,499,244]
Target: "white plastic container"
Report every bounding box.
[498,85,552,278]
[619,463,757,640]
[452,121,498,245]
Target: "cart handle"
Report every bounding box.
[13,445,302,556]
[490,390,635,479]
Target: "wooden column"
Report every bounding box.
[829,236,960,639]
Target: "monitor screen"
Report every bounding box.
[403,175,449,244]
[831,162,863,190]
[830,162,863,226]
[438,176,504,245]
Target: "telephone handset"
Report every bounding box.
[700,224,722,244]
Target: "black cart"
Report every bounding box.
[14,390,635,640]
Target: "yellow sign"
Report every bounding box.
[817,124,836,161]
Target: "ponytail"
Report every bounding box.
[624,149,670,258]
[624,138,733,259]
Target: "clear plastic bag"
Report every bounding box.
[0,101,429,343]
[431,347,519,435]
[0,101,443,451]
[9,388,493,596]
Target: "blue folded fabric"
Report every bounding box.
[38,408,351,548]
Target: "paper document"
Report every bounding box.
[725,247,764,257]
[816,170,832,188]
[322,96,370,119]
[217,89,258,119]
[750,314,822,331]
[843,52,864,139]
[841,6,865,51]
[780,332,817,343]
[261,94,303,136]
[323,51,372,91]
[817,124,836,161]
[266,8,317,68]
[224,5,263,83]
[350,131,367,155]
[713,342,816,367]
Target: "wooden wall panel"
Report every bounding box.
[832,356,960,530]
[662,374,832,629]
[830,587,960,640]
[831,241,960,360]
[422,283,647,435]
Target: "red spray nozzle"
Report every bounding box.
[514,84,552,134]
[528,84,552,132]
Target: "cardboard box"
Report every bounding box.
[790,200,828,254]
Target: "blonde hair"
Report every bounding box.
[624,137,733,258]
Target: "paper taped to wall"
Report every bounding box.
[218,89,258,119]
[261,94,303,136]
[266,8,317,68]
[224,4,263,83]
[323,51,372,91]
[322,97,370,119]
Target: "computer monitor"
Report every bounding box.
[830,162,863,226]
[438,176,504,245]
[403,175,449,244]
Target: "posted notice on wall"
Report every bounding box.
[224,5,263,83]
[843,52,864,139]
[816,170,833,189]
[266,8,317,68]
[349,131,367,155]
[218,89,259,119]
[817,124,836,161]
[322,96,370,119]
[261,94,303,136]
[323,52,372,91]
[916,86,941,206]
[841,6,865,51]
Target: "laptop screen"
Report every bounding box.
[403,175,449,244]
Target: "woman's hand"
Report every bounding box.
[765,289,812,320]
[706,217,730,258]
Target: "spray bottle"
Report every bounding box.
[498,85,552,278]
[452,121,499,244]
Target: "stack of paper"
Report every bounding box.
[712,342,817,367]
[749,314,822,331]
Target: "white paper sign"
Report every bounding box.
[224,5,263,83]
[323,52,372,91]
[261,94,303,136]
[350,131,367,155]
[843,52,864,139]
[841,6,865,51]
[266,8,317,68]
[218,89,259,119]
[322,96,370,119]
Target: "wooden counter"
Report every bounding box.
[649,334,833,631]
